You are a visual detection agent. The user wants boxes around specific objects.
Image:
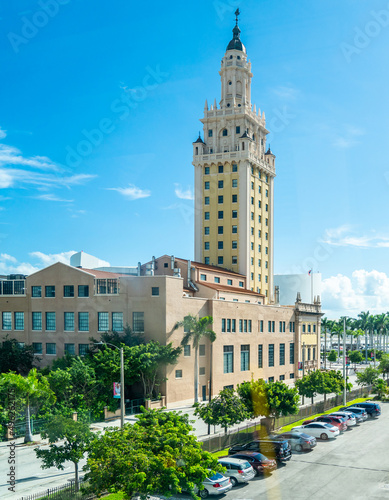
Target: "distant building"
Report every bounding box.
[274,273,322,306]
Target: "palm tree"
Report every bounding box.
[375,313,387,353]
[174,315,216,404]
[358,311,370,363]
[321,317,330,369]
[367,314,376,362]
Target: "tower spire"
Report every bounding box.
[235,8,240,26]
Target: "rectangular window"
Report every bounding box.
[65,343,75,355]
[268,320,272,332]
[232,194,237,203]
[204,226,210,235]
[279,375,285,381]
[308,348,311,361]
[223,346,234,373]
[200,274,207,281]
[64,312,75,331]
[218,256,223,265]
[258,345,263,368]
[218,226,224,234]
[14,312,24,330]
[232,226,238,234]
[279,321,282,333]
[199,344,205,356]
[199,367,206,375]
[218,180,223,189]
[232,163,238,172]
[204,212,210,220]
[32,286,42,297]
[241,345,250,371]
[232,256,238,264]
[258,200,261,208]
[214,277,220,283]
[266,204,268,212]
[184,345,191,356]
[269,344,274,367]
[175,370,183,378]
[46,343,56,355]
[218,195,223,203]
[132,312,144,333]
[208,129,213,137]
[205,196,210,205]
[79,344,89,356]
[151,287,159,296]
[308,324,311,333]
[45,286,55,298]
[260,320,263,332]
[226,279,232,286]
[290,343,295,364]
[46,312,56,331]
[222,318,226,332]
[32,312,42,330]
[205,181,210,189]
[64,285,74,297]
[280,343,285,365]
[2,312,11,330]
[251,196,254,205]
[272,321,275,332]
[248,320,252,332]
[232,179,238,188]
[290,373,295,379]
[232,319,236,332]
[236,126,240,134]
[232,210,238,219]
[218,165,223,173]
[239,281,244,287]
[33,342,42,354]
[205,166,210,174]
[313,347,316,360]
[302,324,306,333]
[239,319,243,333]
[313,325,316,333]
[251,212,254,221]
[205,257,210,264]
[218,211,223,219]
[98,312,109,331]
[112,312,124,332]
[226,319,231,332]
[78,285,89,297]
[78,312,89,331]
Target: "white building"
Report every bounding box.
[274,272,322,306]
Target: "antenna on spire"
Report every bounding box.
[235,8,240,25]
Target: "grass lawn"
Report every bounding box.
[102,493,126,499]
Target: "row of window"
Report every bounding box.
[0,280,25,296]
[221,318,252,333]
[224,343,295,373]
[302,324,317,333]
[183,344,206,357]
[205,225,239,236]
[204,195,239,205]
[204,164,239,174]
[204,241,239,251]
[204,210,239,220]
[203,165,269,184]
[221,319,296,334]
[32,342,90,356]
[31,285,90,298]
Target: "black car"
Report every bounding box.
[228,439,292,463]
[272,431,317,452]
[350,402,381,417]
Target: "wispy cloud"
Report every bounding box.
[174,183,194,200]
[272,85,299,100]
[333,125,364,149]
[0,128,6,139]
[0,253,17,263]
[29,251,78,267]
[322,225,389,248]
[36,194,74,202]
[108,184,151,200]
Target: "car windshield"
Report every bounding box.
[241,461,251,469]
[324,424,334,429]
[254,453,268,461]
[300,433,312,439]
[209,473,224,481]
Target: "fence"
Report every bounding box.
[17,479,95,500]
[199,385,373,453]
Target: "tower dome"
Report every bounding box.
[226,9,246,53]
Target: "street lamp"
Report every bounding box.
[343,318,346,406]
[95,342,125,428]
[302,342,306,405]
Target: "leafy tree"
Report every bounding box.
[174,315,216,403]
[35,416,93,491]
[356,366,380,387]
[89,324,144,350]
[0,369,55,442]
[379,354,389,380]
[194,388,249,434]
[373,378,388,400]
[0,337,36,375]
[295,371,324,404]
[237,379,269,418]
[327,350,337,368]
[266,381,299,427]
[348,350,363,367]
[85,408,222,499]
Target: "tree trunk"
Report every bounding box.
[24,400,33,443]
[74,461,79,492]
[338,333,341,358]
[194,346,199,404]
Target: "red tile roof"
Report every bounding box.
[198,281,264,297]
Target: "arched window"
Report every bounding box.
[222,129,228,136]
[195,147,198,155]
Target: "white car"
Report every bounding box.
[292,422,340,440]
[330,411,357,427]
[218,457,255,486]
[199,472,232,498]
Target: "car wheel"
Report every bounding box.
[320,433,328,440]
[200,489,209,498]
[230,477,238,487]
[295,444,303,452]
[253,468,259,477]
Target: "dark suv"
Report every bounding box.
[228,439,292,463]
[350,402,381,417]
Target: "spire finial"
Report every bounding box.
[235,8,240,26]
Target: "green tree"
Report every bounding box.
[0,337,36,375]
[373,378,388,400]
[295,371,324,405]
[358,311,370,362]
[174,315,216,403]
[266,381,299,427]
[356,366,380,387]
[35,416,93,491]
[327,350,337,368]
[237,379,269,418]
[85,408,222,499]
[348,350,363,367]
[89,324,145,349]
[194,388,249,434]
[379,354,389,380]
[0,369,55,442]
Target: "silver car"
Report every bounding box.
[330,411,357,426]
[218,457,255,486]
[199,472,232,498]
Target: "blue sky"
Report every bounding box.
[1,0,389,318]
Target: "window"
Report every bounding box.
[64,344,75,355]
[200,274,207,281]
[241,345,250,371]
[217,196,224,205]
[32,286,41,297]
[280,343,285,365]
[78,344,89,356]
[199,344,205,356]
[218,211,224,219]
[251,197,254,205]
[152,287,159,296]
[266,189,268,197]
[46,343,56,355]
[218,165,223,173]
[32,312,42,330]
[222,129,228,136]
[33,342,42,354]
[266,218,268,226]
[214,277,220,283]
[232,319,236,332]
[184,345,191,356]
[232,210,237,219]
[14,312,24,330]
[205,257,210,264]
[205,196,210,205]
[308,324,311,333]
[232,226,238,235]
[204,166,210,174]
[258,185,261,194]
[64,312,74,331]
[222,318,226,332]
[251,227,254,236]
[218,241,223,249]
[223,346,233,373]
[64,285,74,297]
[78,285,89,297]
[175,370,183,378]
[232,179,238,188]
[258,200,261,209]
[290,373,295,379]
[268,320,271,332]
[239,281,244,287]
[251,272,254,280]
[313,325,316,333]
[258,215,261,223]
[260,320,264,332]
[45,286,55,298]
[232,194,237,203]
[133,312,144,333]
[279,375,285,381]
[227,279,233,286]
[265,247,268,255]
[204,181,210,190]
[307,348,311,361]
[258,274,261,282]
[248,320,252,332]
[244,320,247,333]
[266,204,268,212]
[204,212,210,220]
[205,226,210,235]
[258,344,263,368]
[266,174,269,182]
[232,256,238,264]
[239,319,243,333]
[279,321,283,333]
[208,129,213,137]
[218,226,223,234]
[2,312,11,330]
[46,312,56,331]
[77,312,89,332]
[236,126,240,134]
[98,312,109,331]
[112,312,124,332]
[302,324,306,333]
[313,347,316,360]
[218,256,223,265]
[232,163,238,172]
[218,180,223,189]
[199,367,206,375]
[269,344,274,367]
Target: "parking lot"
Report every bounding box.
[216,402,389,500]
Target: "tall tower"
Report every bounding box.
[193,10,276,302]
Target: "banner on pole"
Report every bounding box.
[113,382,121,399]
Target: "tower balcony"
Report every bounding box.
[193,149,276,176]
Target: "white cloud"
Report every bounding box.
[29,251,78,267]
[0,144,59,171]
[322,226,389,248]
[108,184,151,200]
[0,253,17,263]
[322,269,389,318]
[174,183,194,200]
[0,128,6,139]
[272,86,299,100]
[0,253,39,275]
[36,194,74,202]
[332,125,365,149]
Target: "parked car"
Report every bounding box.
[230,451,277,476]
[199,472,232,498]
[329,411,357,427]
[271,431,317,452]
[217,457,255,486]
[303,415,347,432]
[339,406,368,421]
[350,402,381,418]
[292,422,340,440]
[228,439,292,463]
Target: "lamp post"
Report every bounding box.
[343,318,346,406]
[95,342,125,429]
[302,342,306,405]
